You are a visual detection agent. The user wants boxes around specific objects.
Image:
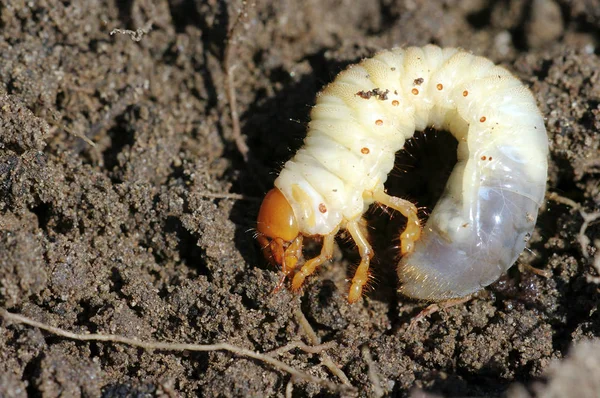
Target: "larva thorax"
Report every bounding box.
[257,44,548,303]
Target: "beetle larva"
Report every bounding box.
[257,44,548,303]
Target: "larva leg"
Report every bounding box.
[373,190,421,254]
[272,235,304,293]
[346,219,374,303]
[291,227,339,292]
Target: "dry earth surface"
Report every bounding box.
[1,0,600,397]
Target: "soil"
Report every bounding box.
[1,0,599,397]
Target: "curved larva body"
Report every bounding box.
[260,44,548,302]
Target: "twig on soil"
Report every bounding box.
[55,125,97,148]
[223,1,255,162]
[267,340,335,357]
[285,379,294,398]
[294,308,354,388]
[198,191,261,202]
[547,192,600,283]
[110,20,153,42]
[0,308,354,394]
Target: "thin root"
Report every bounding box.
[405,295,472,335]
[0,308,354,394]
[294,309,353,388]
[267,340,335,357]
[223,1,256,162]
[547,192,600,283]
[361,346,384,398]
[519,263,552,278]
[198,191,261,202]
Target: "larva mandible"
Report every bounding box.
[257,44,548,304]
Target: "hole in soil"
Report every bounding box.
[102,122,135,179]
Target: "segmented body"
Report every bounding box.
[259,44,548,302]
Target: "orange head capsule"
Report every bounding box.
[257,188,303,281]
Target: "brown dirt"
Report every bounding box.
[1,0,599,397]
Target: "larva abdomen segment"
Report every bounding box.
[309,118,394,159]
[267,44,547,302]
[398,188,541,300]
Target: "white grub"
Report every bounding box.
[261,45,548,302]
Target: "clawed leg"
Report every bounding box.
[272,235,304,293]
[259,234,304,293]
[346,219,374,303]
[291,227,340,292]
[405,295,472,334]
[372,190,421,254]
